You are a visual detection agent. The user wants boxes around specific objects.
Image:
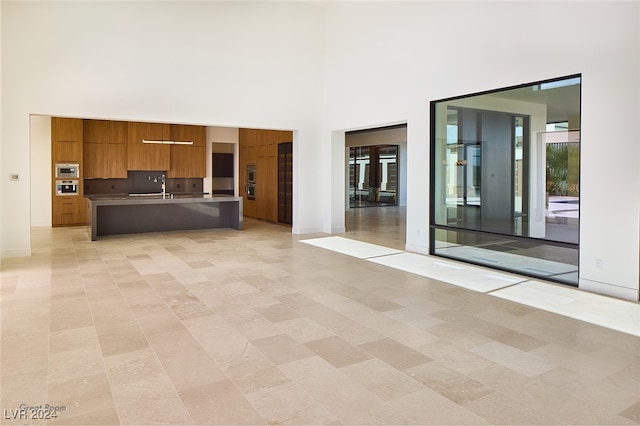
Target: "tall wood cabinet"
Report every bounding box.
[278,142,293,224]
[239,128,293,224]
[51,117,86,226]
[257,154,278,222]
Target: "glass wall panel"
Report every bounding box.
[430,75,581,286]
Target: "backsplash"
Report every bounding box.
[84,171,203,195]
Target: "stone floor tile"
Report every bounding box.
[305,335,372,368]
[1,213,638,426]
[340,358,425,401]
[244,381,338,425]
[404,361,494,404]
[178,379,267,425]
[359,337,432,371]
[251,333,316,365]
[416,340,497,375]
[231,365,292,395]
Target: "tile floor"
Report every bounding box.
[300,237,640,336]
[1,209,639,425]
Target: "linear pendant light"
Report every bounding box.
[142,140,193,145]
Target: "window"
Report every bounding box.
[430,75,581,285]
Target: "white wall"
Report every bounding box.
[30,115,52,226]
[322,1,639,299]
[1,1,325,256]
[0,0,3,260]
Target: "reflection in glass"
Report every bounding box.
[545,129,580,244]
[349,145,398,208]
[431,75,580,285]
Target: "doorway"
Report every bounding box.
[211,143,235,196]
[345,124,407,209]
[344,124,408,248]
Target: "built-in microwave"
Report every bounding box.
[56,180,79,196]
[55,163,80,179]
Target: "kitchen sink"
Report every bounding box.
[128,193,165,197]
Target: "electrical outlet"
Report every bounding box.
[595,259,603,269]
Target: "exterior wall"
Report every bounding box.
[2,1,638,300]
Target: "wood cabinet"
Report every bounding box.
[127,122,171,171]
[167,125,206,178]
[52,197,86,226]
[52,117,83,162]
[51,117,86,226]
[170,124,205,147]
[84,119,127,144]
[239,128,292,223]
[247,146,257,165]
[278,142,293,224]
[244,199,257,217]
[169,146,206,178]
[84,120,128,178]
[83,142,101,178]
[257,154,278,222]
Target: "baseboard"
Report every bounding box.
[404,243,429,256]
[579,278,639,302]
[293,227,325,235]
[2,248,32,259]
[31,221,51,227]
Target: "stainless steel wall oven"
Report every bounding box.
[56,179,79,196]
[55,163,80,178]
[246,164,256,200]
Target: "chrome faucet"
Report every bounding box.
[148,174,167,199]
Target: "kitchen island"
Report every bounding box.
[88,195,242,241]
